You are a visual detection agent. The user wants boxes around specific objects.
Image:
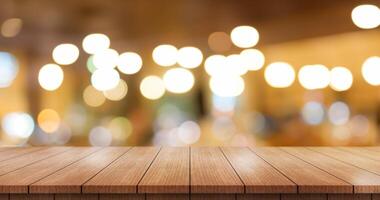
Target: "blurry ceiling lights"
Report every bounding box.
[301,101,325,125]
[93,48,119,69]
[298,64,330,90]
[152,44,178,67]
[177,121,201,145]
[83,85,106,107]
[2,112,34,139]
[163,68,195,94]
[225,54,247,76]
[82,33,111,54]
[351,4,380,29]
[117,52,142,75]
[329,66,353,91]
[89,126,112,146]
[38,64,64,91]
[204,55,226,76]
[140,75,166,100]
[103,79,128,101]
[209,75,245,97]
[230,25,259,48]
[328,101,350,125]
[52,44,79,65]
[177,47,203,69]
[37,109,61,133]
[208,32,232,52]
[0,52,18,88]
[240,49,265,71]
[91,68,120,91]
[264,62,295,88]
[362,56,380,86]
[1,18,22,38]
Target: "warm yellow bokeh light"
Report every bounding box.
[240,49,265,71]
[91,68,120,91]
[362,56,380,86]
[37,109,61,133]
[107,117,133,142]
[140,75,166,100]
[209,75,245,97]
[208,32,232,52]
[264,62,295,88]
[225,54,247,76]
[204,55,226,76]
[298,64,330,90]
[82,33,111,54]
[103,79,128,101]
[117,52,143,75]
[1,18,22,38]
[230,25,259,48]
[52,43,80,65]
[177,47,203,69]
[351,4,380,29]
[93,48,119,69]
[152,44,178,67]
[329,66,353,91]
[83,85,106,107]
[163,68,195,94]
[38,64,64,91]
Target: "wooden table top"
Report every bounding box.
[0,147,380,200]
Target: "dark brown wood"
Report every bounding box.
[9,195,53,200]
[99,194,144,200]
[55,194,98,200]
[237,194,280,200]
[327,194,371,200]
[146,194,189,200]
[281,194,327,200]
[191,194,235,200]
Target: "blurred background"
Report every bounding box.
[1,0,380,146]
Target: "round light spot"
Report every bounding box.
[37,109,61,133]
[328,101,350,125]
[329,66,353,91]
[2,112,34,139]
[117,52,143,75]
[91,68,120,91]
[152,44,178,67]
[0,52,18,88]
[209,76,245,97]
[83,85,106,107]
[362,56,380,86]
[298,64,330,90]
[208,32,232,52]
[177,47,203,69]
[264,62,295,88]
[103,79,128,101]
[240,49,265,71]
[38,64,64,91]
[1,18,22,38]
[204,55,226,76]
[140,76,165,100]
[89,126,112,146]
[230,25,259,48]
[225,54,247,76]
[163,68,195,94]
[82,33,110,54]
[52,44,79,65]
[93,48,119,69]
[177,121,201,144]
[351,4,380,29]
[86,56,96,73]
[108,117,133,142]
[301,101,325,125]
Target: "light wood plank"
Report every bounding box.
[191,147,244,194]
[0,148,44,162]
[138,147,189,194]
[191,194,235,200]
[282,147,380,193]
[237,194,280,200]
[30,147,129,193]
[327,194,371,200]
[250,147,352,193]
[338,147,380,161]
[55,194,98,200]
[100,194,144,200]
[9,194,53,200]
[0,147,68,176]
[281,194,327,200]
[222,147,296,193]
[0,147,100,193]
[84,147,160,193]
[146,194,189,200]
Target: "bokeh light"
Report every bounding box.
[140,75,166,100]
[52,43,80,65]
[89,126,112,146]
[37,109,61,133]
[117,52,143,75]
[204,55,226,76]
[230,25,259,48]
[163,68,195,94]
[91,68,120,91]
[103,79,128,101]
[1,18,22,38]
[225,54,247,76]
[212,116,235,141]
[329,66,353,91]
[177,47,203,69]
[177,121,201,144]
[83,85,106,107]
[264,62,295,88]
[86,55,96,73]
[328,101,350,125]
[351,4,380,29]
[301,101,325,125]
[209,76,245,97]
[362,56,380,86]
[38,64,64,91]
[2,112,34,139]
[240,49,265,71]
[208,32,232,52]
[107,117,133,143]
[0,52,18,88]
[93,48,119,69]
[82,33,111,54]
[298,64,330,90]
[152,44,177,67]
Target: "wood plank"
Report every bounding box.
[373,194,380,200]
[282,147,380,193]
[0,147,100,193]
[0,147,68,176]
[327,194,371,200]
[191,194,235,200]
[281,194,327,200]
[146,194,189,200]
[138,147,189,194]
[100,194,144,200]
[338,147,380,161]
[84,147,160,193]
[0,148,44,162]
[237,194,280,200]
[191,147,244,194]
[55,194,98,200]
[250,147,352,193]
[222,147,296,193]
[30,147,129,193]
[9,194,53,200]
[0,194,8,200]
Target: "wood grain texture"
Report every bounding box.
[373,194,380,200]
[9,195,53,200]
[138,147,189,194]
[84,147,160,193]
[282,147,380,193]
[327,194,371,200]
[0,147,68,176]
[338,147,380,161]
[250,147,352,193]
[281,194,327,200]
[0,148,43,162]
[222,147,296,193]
[237,194,280,200]
[146,194,189,200]
[30,147,128,193]
[191,147,244,194]
[191,194,235,200]
[0,195,8,200]
[55,194,98,200]
[100,194,144,200]
[0,147,99,193]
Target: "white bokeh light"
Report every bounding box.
[177,47,203,69]
[328,101,350,125]
[362,56,380,86]
[264,62,295,88]
[0,52,18,88]
[38,64,64,91]
[140,75,166,100]
[204,55,226,76]
[82,33,111,54]
[301,101,325,125]
[89,126,112,146]
[163,68,195,94]
[117,52,143,75]
[209,75,245,97]
[103,79,128,101]
[298,64,330,90]
[329,66,353,91]
[230,25,259,48]
[93,48,119,69]
[52,43,79,65]
[351,4,380,29]
[225,54,247,76]
[177,121,201,145]
[2,112,34,139]
[91,68,120,91]
[152,44,178,67]
[240,49,265,71]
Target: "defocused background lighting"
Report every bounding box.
[176,47,203,69]
[52,44,79,65]
[225,54,247,76]
[91,68,120,91]
[1,18,22,38]
[362,56,380,86]
[177,121,201,145]
[163,68,194,94]
[107,117,133,143]
[117,52,143,75]
[37,109,61,133]
[351,4,380,29]
[298,64,330,90]
[209,76,245,97]
[301,101,325,125]
[38,64,64,91]
[204,55,226,76]
[86,55,96,73]
[328,101,350,125]
[2,112,34,139]
[93,48,119,69]
[140,75,166,100]
[208,32,232,53]
[152,44,178,67]
[103,79,128,101]
[83,85,106,107]
[240,49,265,71]
[329,66,353,91]
[230,25,259,48]
[89,126,112,146]
[0,52,18,88]
[82,33,111,54]
[264,62,295,88]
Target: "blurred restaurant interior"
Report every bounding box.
[1,0,380,147]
